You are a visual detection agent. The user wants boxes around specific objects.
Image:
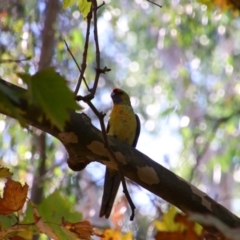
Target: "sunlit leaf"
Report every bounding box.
[62,0,75,9]
[101,229,133,240]
[154,206,202,237]
[154,206,184,232]
[101,229,121,240]
[63,0,91,18]
[77,0,92,18]
[122,232,133,240]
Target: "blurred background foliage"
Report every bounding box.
[1,0,240,239]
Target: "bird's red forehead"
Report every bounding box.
[113,88,120,93]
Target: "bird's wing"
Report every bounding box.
[100,114,140,218]
[132,114,141,147]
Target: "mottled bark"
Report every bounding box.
[1,78,240,232]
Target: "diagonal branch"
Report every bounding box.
[1,78,240,233]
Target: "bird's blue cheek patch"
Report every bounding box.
[112,95,122,104]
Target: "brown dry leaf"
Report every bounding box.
[155,230,200,240]
[31,202,59,240]
[175,214,196,233]
[62,219,104,240]
[0,179,28,215]
[0,166,13,178]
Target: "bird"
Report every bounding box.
[99,88,141,218]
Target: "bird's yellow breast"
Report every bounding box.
[108,104,137,145]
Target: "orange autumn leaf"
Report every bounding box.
[0,179,28,215]
[214,0,232,10]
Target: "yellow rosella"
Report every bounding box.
[99,88,141,218]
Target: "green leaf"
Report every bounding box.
[78,0,91,18]
[22,191,82,240]
[63,0,91,18]
[0,214,17,230]
[62,0,75,9]
[18,68,80,131]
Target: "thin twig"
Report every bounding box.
[74,9,92,95]
[0,56,32,64]
[64,40,81,70]
[90,0,101,96]
[97,1,105,10]
[64,40,89,90]
[147,0,162,8]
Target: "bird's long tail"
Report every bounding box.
[99,167,121,218]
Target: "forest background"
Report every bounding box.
[1,0,240,239]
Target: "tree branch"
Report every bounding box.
[1,78,240,232]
